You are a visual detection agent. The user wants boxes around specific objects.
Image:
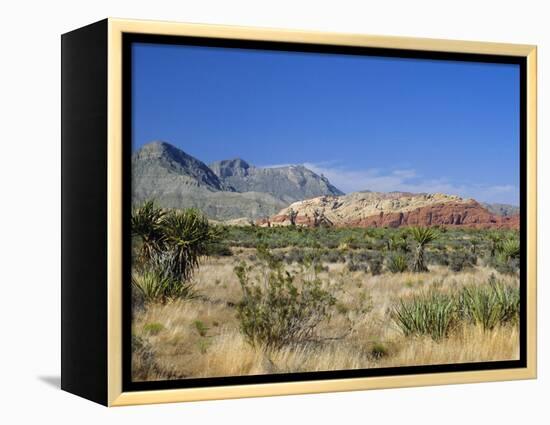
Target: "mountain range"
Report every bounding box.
[132,141,341,220]
[132,141,519,228]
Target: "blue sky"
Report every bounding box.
[132,43,520,205]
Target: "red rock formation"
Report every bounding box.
[349,201,518,229]
[265,200,519,229]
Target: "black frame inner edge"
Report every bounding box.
[122,33,528,392]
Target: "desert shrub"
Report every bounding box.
[143,322,164,335]
[387,253,408,273]
[496,257,520,275]
[285,248,305,264]
[131,335,156,380]
[353,250,371,263]
[426,249,449,266]
[448,250,477,272]
[485,254,520,275]
[368,254,384,275]
[347,261,368,273]
[323,249,345,263]
[458,277,520,330]
[386,232,410,253]
[193,320,209,337]
[370,342,389,359]
[235,246,336,349]
[335,302,349,315]
[391,291,457,340]
[206,242,233,257]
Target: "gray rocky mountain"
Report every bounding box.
[132,141,286,220]
[481,202,520,217]
[209,158,343,203]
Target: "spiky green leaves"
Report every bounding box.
[131,201,221,302]
[409,226,439,272]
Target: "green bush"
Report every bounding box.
[485,254,520,275]
[368,254,384,275]
[391,291,457,340]
[458,277,520,330]
[347,261,368,273]
[448,250,477,272]
[387,253,408,273]
[285,248,305,264]
[206,242,233,257]
[235,246,335,348]
[370,342,389,359]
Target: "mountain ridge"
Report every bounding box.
[209,157,343,203]
[132,141,344,220]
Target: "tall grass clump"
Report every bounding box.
[391,291,456,340]
[459,276,520,330]
[235,245,336,349]
[387,253,408,273]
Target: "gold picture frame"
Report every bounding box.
[61,18,537,407]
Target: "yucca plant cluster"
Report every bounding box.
[131,201,220,303]
[391,276,520,340]
[459,276,520,330]
[391,291,456,340]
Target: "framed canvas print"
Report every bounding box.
[61,18,537,406]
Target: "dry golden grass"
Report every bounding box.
[132,255,519,381]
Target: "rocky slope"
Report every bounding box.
[266,191,519,229]
[132,141,286,220]
[132,141,343,220]
[209,158,343,203]
[481,202,520,217]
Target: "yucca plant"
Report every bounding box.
[500,238,520,262]
[131,268,194,303]
[391,291,456,340]
[131,200,166,263]
[409,226,438,272]
[387,253,408,273]
[162,208,220,282]
[487,231,503,258]
[458,285,501,331]
[459,277,520,330]
[469,238,481,255]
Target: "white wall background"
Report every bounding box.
[0,0,546,422]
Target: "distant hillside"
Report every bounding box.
[481,202,520,217]
[209,158,343,203]
[266,191,519,229]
